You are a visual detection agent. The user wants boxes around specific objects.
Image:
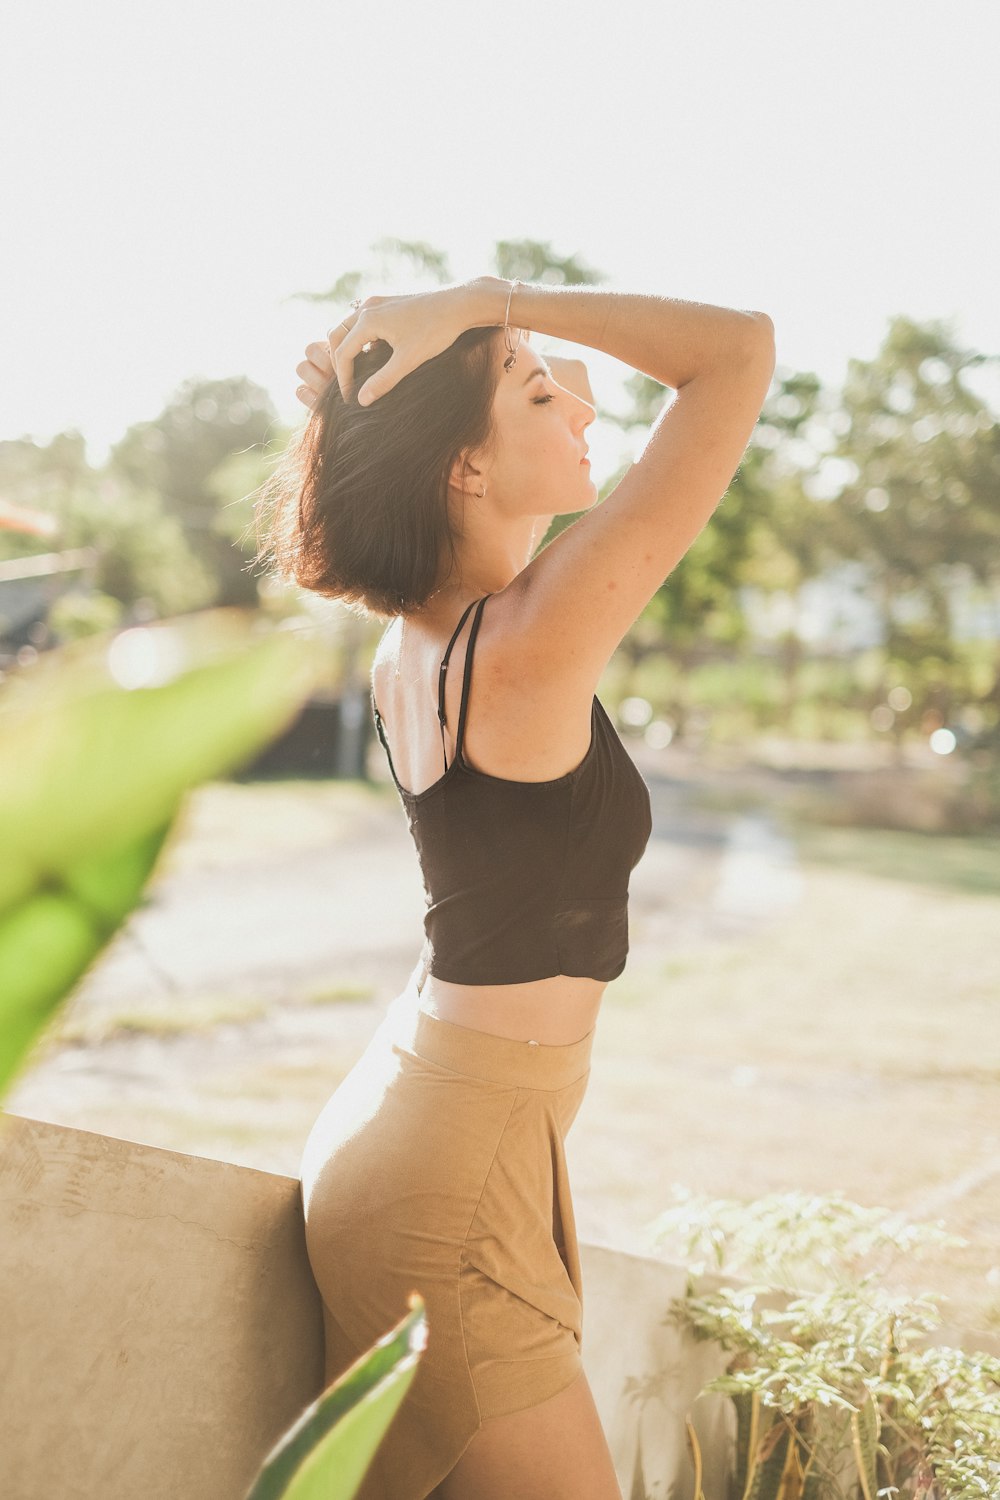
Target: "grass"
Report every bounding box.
[789,818,1000,899]
[51,994,271,1046]
[304,981,377,1005]
[50,978,377,1046]
[614,852,998,1080]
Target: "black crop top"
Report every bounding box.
[371,594,652,986]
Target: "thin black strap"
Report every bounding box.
[371,687,401,786]
[371,687,395,762]
[371,686,386,742]
[437,597,482,773]
[454,595,490,766]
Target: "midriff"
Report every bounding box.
[415,965,607,1045]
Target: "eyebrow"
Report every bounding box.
[523,366,552,386]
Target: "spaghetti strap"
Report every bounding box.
[454,595,490,766]
[370,688,400,785]
[437,597,485,774]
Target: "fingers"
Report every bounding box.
[356,366,385,407]
[333,315,368,404]
[324,320,353,364]
[294,331,345,410]
[294,349,329,409]
[303,299,386,406]
[306,339,333,375]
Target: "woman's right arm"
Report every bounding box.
[472,274,770,393]
[469,276,776,700]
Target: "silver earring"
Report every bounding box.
[476,483,487,498]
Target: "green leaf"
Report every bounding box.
[0,610,325,1095]
[0,820,172,1094]
[246,1296,427,1500]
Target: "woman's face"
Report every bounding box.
[476,333,598,519]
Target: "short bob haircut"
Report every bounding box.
[253,323,521,621]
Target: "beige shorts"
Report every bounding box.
[299,976,595,1500]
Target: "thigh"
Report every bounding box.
[429,1368,622,1500]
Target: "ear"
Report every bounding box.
[447,451,484,496]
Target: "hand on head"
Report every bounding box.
[294,282,493,411]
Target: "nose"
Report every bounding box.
[554,380,594,420]
[548,357,595,409]
[572,389,596,429]
[568,386,596,433]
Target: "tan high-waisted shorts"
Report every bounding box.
[298,973,595,1500]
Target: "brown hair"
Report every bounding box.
[252,325,508,620]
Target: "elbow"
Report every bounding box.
[747,310,775,340]
[741,311,776,378]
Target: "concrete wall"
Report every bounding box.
[19,1110,993,1500]
[0,1113,325,1500]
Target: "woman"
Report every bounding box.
[260,275,775,1499]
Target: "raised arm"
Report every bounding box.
[471,276,776,697]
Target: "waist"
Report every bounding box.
[415,968,606,1046]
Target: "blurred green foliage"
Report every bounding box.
[0,608,326,1095]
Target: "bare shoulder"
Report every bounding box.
[370,615,400,675]
[371,592,595,783]
[475,582,576,706]
[369,618,400,709]
[468,583,597,775]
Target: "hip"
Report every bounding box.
[299,979,594,1214]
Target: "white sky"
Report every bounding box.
[2,0,998,477]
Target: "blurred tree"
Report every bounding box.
[822,315,1000,743]
[290,236,456,307]
[493,240,608,289]
[107,375,278,607]
[0,433,215,624]
[735,368,833,728]
[0,431,94,564]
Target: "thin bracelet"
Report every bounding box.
[503,278,522,371]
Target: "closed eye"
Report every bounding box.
[532,394,555,405]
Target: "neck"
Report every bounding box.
[427,512,538,611]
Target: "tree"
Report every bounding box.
[823,315,1000,742]
[0,432,215,624]
[108,375,279,608]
